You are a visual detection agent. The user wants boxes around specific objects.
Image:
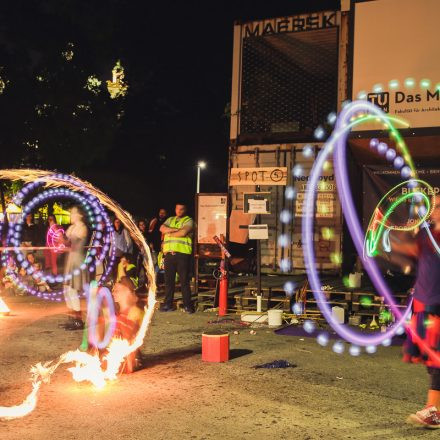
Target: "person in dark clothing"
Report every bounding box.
[400,200,440,428]
[135,219,149,290]
[112,218,133,280]
[148,208,167,253]
[21,213,37,246]
[160,203,194,313]
[138,219,148,241]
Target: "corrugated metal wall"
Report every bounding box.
[229,143,342,274]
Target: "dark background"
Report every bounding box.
[0,0,339,219]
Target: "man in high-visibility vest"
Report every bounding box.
[160,203,194,313]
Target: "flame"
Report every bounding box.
[0,358,62,420]
[0,382,41,420]
[0,297,10,315]
[65,351,107,389]
[0,293,156,420]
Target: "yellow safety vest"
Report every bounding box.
[163,216,193,255]
[117,263,138,288]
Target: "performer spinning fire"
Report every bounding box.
[112,276,144,373]
[63,206,88,331]
[396,199,440,428]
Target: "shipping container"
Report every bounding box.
[228,7,348,274]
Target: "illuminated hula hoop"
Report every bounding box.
[86,282,116,350]
[278,77,440,355]
[303,100,413,348]
[303,101,440,364]
[1,175,116,300]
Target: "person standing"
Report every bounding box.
[113,218,133,279]
[148,208,167,253]
[44,214,62,275]
[136,219,149,290]
[114,218,133,256]
[63,206,88,330]
[160,203,194,313]
[399,200,440,428]
[138,219,148,241]
[21,213,37,247]
[112,276,145,373]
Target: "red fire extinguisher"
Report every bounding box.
[213,235,231,317]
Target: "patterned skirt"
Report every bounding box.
[403,299,440,369]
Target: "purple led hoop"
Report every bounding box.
[6,189,97,299]
[302,100,412,347]
[86,283,116,349]
[1,175,116,300]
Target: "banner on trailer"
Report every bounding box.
[352,0,440,130]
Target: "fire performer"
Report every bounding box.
[63,206,88,331]
[398,200,440,428]
[112,276,144,373]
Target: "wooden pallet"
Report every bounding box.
[197,286,245,311]
[234,293,291,312]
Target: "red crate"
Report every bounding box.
[202,332,229,363]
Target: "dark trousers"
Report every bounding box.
[428,367,440,391]
[164,252,192,309]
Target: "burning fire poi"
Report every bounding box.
[0,169,157,420]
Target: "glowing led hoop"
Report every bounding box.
[300,101,440,364]
[86,283,116,349]
[1,176,116,300]
[302,100,412,347]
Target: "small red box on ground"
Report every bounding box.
[202,331,229,362]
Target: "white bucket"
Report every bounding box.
[332,306,345,324]
[349,272,362,288]
[268,309,283,327]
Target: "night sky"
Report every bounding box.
[0,0,339,219]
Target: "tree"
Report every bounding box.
[0,0,126,172]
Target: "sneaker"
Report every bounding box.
[407,406,440,429]
[183,306,195,314]
[160,305,174,312]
